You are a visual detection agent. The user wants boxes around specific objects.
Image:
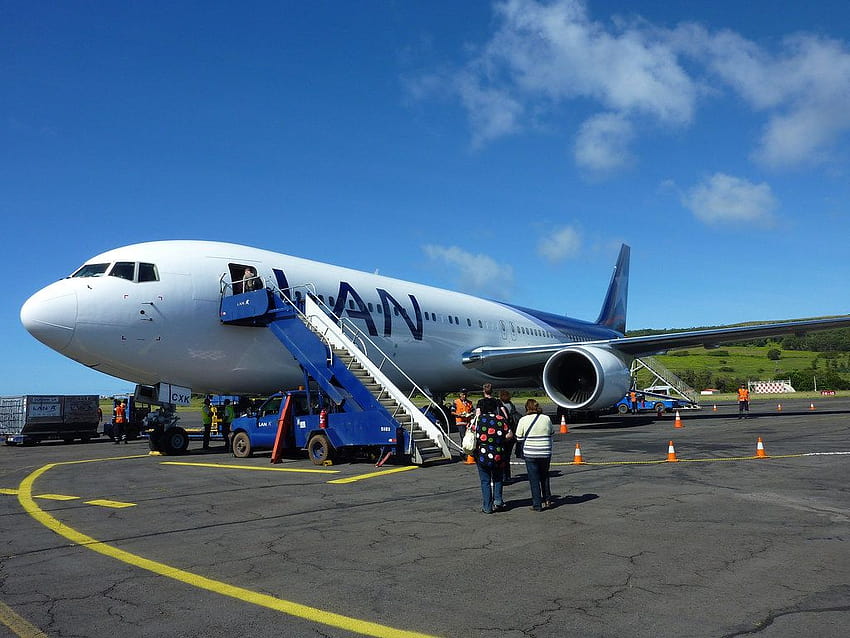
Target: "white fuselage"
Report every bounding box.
[21,240,573,395]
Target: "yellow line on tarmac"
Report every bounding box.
[1,488,19,495]
[17,460,436,638]
[327,465,418,484]
[0,600,48,638]
[84,499,136,509]
[33,494,79,501]
[161,461,338,474]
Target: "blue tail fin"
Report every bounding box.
[595,244,630,335]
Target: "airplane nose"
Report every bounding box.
[20,284,77,352]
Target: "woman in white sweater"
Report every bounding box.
[515,399,555,511]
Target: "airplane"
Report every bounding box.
[20,240,850,412]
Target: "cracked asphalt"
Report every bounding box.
[1,397,849,637]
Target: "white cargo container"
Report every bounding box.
[0,395,100,445]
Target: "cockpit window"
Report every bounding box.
[109,262,136,281]
[138,263,159,282]
[71,263,109,278]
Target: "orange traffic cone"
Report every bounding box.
[666,440,679,462]
[572,443,585,465]
[755,437,768,459]
[777,403,782,412]
[810,402,816,410]
[712,404,717,412]
[559,415,569,434]
[674,410,683,428]
[464,454,475,465]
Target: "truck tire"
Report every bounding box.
[161,427,189,455]
[308,434,333,465]
[231,432,252,458]
[654,402,665,414]
[617,404,629,414]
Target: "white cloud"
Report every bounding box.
[454,72,525,147]
[413,0,850,172]
[574,112,634,172]
[433,0,696,170]
[423,244,514,297]
[682,173,777,226]
[538,226,582,262]
[673,27,850,168]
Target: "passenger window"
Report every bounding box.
[138,263,159,282]
[109,262,135,281]
[71,263,110,278]
[368,302,374,312]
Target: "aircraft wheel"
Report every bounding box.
[308,434,333,465]
[617,404,629,414]
[161,427,189,455]
[231,432,252,458]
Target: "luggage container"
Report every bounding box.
[1,395,100,445]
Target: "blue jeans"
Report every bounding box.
[476,464,504,512]
[524,457,551,509]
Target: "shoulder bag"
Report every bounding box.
[515,414,539,459]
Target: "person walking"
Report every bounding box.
[471,383,512,513]
[515,399,555,511]
[499,389,519,481]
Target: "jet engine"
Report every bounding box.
[542,346,632,410]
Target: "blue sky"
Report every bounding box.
[3,0,849,396]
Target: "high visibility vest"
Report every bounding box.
[737,388,750,401]
[453,398,472,424]
[115,404,126,423]
[202,405,213,425]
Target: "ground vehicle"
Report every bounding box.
[615,393,687,415]
[1,395,100,445]
[230,389,409,465]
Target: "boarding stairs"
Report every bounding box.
[219,286,452,465]
[631,356,700,406]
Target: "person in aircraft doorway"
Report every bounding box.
[242,267,263,292]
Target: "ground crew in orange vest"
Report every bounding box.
[452,389,474,439]
[114,400,127,444]
[629,390,638,414]
[737,385,750,419]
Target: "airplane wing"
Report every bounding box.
[463,315,850,377]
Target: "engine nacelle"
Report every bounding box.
[542,345,632,410]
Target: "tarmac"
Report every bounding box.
[1,397,849,637]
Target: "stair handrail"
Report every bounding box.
[264,281,456,449]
